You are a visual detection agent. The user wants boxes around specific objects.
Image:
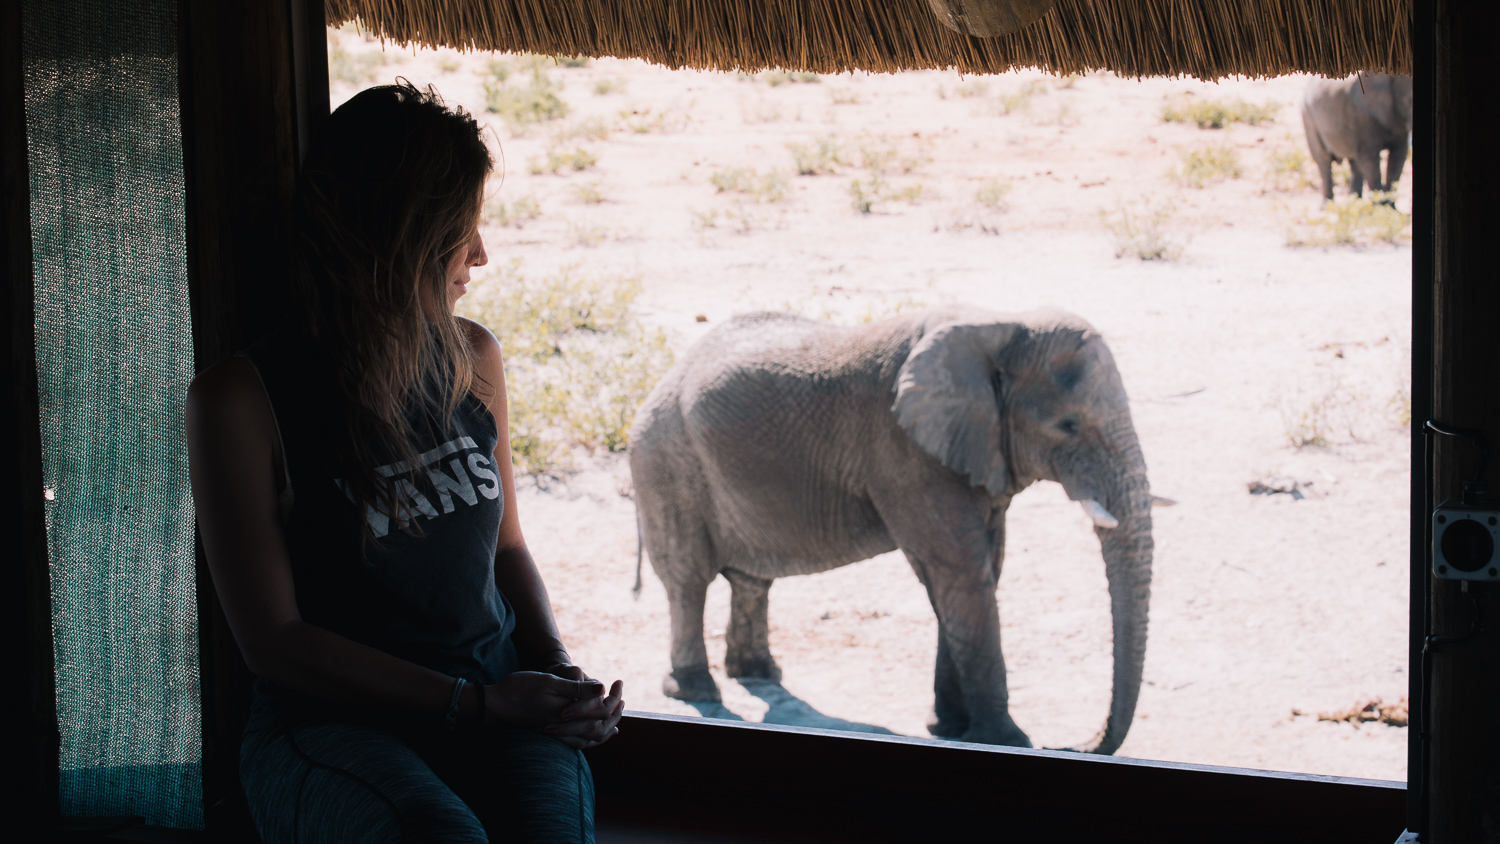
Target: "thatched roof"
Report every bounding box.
[327,0,1410,81]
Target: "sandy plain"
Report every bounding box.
[331,28,1413,781]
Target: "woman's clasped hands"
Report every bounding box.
[486,666,624,749]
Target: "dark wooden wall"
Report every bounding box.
[177,0,325,828]
[0,0,59,830]
[1428,3,1500,841]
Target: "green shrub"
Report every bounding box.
[787,135,845,175]
[956,79,990,98]
[553,55,590,68]
[486,71,570,129]
[1161,97,1281,129]
[483,194,542,228]
[763,70,820,86]
[571,181,607,204]
[593,78,626,95]
[1101,199,1185,261]
[551,117,611,142]
[975,177,1012,210]
[849,176,923,213]
[329,43,386,85]
[1267,145,1314,192]
[1175,145,1243,188]
[991,80,1048,116]
[828,87,862,105]
[710,168,789,203]
[619,106,688,134]
[528,145,597,175]
[1287,194,1411,246]
[457,262,674,474]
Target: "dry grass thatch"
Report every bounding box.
[326,0,1410,81]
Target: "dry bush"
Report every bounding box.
[486,70,570,130]
[1390,387,1412,428]
[1287,194,1411,246]
[710,168,789,203]
[329,42,389,85]
[739,100,784,124]
[787,135,845,175]
[849,176,923,213]
[437,57,460,73]
[1101,199,1185,261]
[553,55,590,68]
[955,79,990,98]
[1161,97,1281,129]
[593,78,626,95]
[566,221,608,248]
[1175,145,1243,188]
[762,70,820,86]
[483,193,542,228]
[828,87,862,105]
[457,262,674,474]
[571,181,607,204]
[1267,144,1314,192]
[1315,698,1408,728]
[974,177,1012,210]
[550,117,611,143]
[990,80,1048,116]
[619,106,689,134]
[529,145,597,175]
[1280,381,1364,449]
[852,133,932,175]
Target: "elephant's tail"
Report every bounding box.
[632,506,643,600]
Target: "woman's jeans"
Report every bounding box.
[241,706,595,844]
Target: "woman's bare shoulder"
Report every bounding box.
[187,356,276,442]
[457,315,501,361]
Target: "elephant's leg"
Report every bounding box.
[876,481,1029,748]
[1302,111,1336,200]
[1385,139,1409,193]
[662,573,720,701]
[723,568,781,681]
[1352,151,1385,198]
[927,632,969,738]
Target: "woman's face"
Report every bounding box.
[446,230,489,312]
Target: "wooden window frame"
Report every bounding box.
[9,1,1497,841]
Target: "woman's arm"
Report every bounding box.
[187,357,600,727]
[463,318,624,745]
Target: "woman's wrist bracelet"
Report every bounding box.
[445,677,467,731]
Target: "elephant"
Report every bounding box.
[1301,73,1412,201]
[627,306,1154,753]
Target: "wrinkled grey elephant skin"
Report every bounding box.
[627,307,1154,754]
[1301,73,1412,201]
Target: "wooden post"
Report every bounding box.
[0,0,59,829]
[1428,2,1500,840]
[178,0,325,829]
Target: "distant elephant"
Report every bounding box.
[1301,73,1412,200]
[628,307,1154,753]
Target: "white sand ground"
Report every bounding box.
[332,29,1413,781]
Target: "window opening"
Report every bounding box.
[330,25,1411,782]
[23,0,201,828]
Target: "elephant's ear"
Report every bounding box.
[892,322,1018,495]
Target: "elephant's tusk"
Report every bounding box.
[1151,495,1177,508]
[1081,499,1119,529]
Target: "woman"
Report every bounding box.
[187,82,622,843]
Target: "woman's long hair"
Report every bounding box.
[292,81,493,539]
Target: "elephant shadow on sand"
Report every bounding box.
[684,678,896,735]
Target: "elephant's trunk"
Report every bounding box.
[1079,425,1153,755]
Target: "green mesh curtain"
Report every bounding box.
[22,0,201,829]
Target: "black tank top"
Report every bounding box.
[242,334,518,721]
